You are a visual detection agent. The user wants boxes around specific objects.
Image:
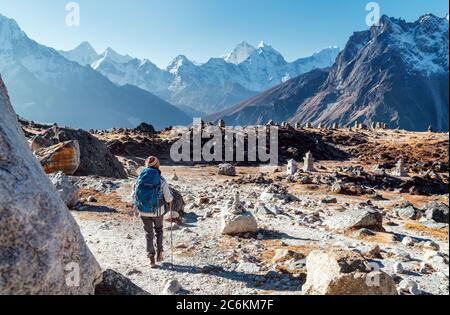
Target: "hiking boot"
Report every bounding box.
[149,255,157,268]
[156,252,164,263]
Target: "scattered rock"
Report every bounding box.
[422,202,449,224]
[401,236,415,247]
[95,269,149,295]
[272,249,306,264]
[48,171,80,207]
[236,262,260,274]
[302,249,398,295]
[394,202,420,220]
[325,208,384,231]
[393,262,405,274]
[218,163,236,176]
[363,245,383,259]
[398,279,421,295]
[162,278,182,295]
[321,197,338,204]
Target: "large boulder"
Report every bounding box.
[303,250,398,295]
[48,171,80,208]
[28,121,127,179]
[325,208,384,232]
[35,140,80,175]
[221,211,258,235]
[0,76,101,294]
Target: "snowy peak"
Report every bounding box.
[224,41,256,64]
[60,41,100,66]
[101,47,133,64]
[370,14,449,74]
[0,13,27,51]
[166,55,195,73]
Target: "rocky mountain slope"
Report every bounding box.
[209,14,449,132]
[0,14,190,130]
[62,40,339,114]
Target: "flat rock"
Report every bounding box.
[325,208,384,231]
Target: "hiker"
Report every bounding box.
[133,156,174,268]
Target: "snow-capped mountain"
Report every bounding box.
[59,41,100,66]
[61,40,340,114]
[224,41,256,64]
[208,14,449,132]
[0,14,190,130]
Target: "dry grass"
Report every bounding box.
[404,222,449,241]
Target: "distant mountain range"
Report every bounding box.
[0,14,190,130]
[60,41,340,114]
[208,14,449,132]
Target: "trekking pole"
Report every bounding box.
[170,203,174,270]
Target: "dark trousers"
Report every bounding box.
[141,216,164,257]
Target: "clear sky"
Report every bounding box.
[0,0,448,68]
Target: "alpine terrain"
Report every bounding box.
[208,14,449,132]
[61,41,340,114]
[0,14,190,130]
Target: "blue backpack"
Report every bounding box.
[133,168,164,213]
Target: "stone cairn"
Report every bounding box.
[287,159,298,176]
[305,122,313,129]
[230,191,245,215]
[393,159,408,177]
[218,119,226,129]
[295,122,302,130]
[303,151,316,172]
[332,122,339,130]
[428,125,434,133]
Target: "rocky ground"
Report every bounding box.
[70,161,448,295]
[21,119,449,295]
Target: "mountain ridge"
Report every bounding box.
[0,13,190,130]
[207,14,449,132]
[61,40,340,114]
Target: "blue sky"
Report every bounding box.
[0,0,448,67]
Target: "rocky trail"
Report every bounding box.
[68,162,448,295]
[2,112,449,295]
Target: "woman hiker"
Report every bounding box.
[133,156,173,268]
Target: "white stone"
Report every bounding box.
[303,151,316,172]
[401,236,415,247]
[287,159,298,176]
[221,211,258,235]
